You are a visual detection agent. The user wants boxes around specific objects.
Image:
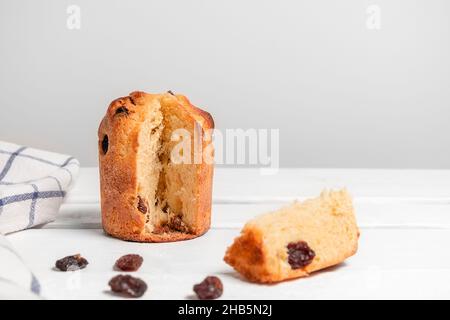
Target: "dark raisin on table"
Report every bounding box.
[137,196,147,213]
[115,106,129,116]
[287,241,315,269]
[55,254,89,271]
[101,135,109,155]
[193,276,223,300]
[108,275,147,298]
[115,254,143,272]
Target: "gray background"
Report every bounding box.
[1,0,449,168]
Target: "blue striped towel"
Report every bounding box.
[0,235,41,299]
[0,141,79,234]
[0,141,79,298]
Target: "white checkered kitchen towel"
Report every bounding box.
[0,235,42,299]
[0,140,79,298]
[0,141,79,234]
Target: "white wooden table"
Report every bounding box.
[6,168,450,299]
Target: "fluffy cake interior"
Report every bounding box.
[136,95,199,235]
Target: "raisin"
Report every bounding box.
[193,276,223,300]
[115,254,143,271]
[170,215,189,233]
[108,275,147,298]
[129,96,136,105]
[137,196,147,213]
[55,254,88,271]
[287,241,315,269]
[152,224,169,234]
[167,90,175,96]
[115,106,129,116]
[101,135,109,155]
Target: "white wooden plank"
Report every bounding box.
[45,200,450,230]
[66,167,450,205]
[7,228,450,300]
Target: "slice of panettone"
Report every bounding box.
[224,189,359,283]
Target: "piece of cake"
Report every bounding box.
[224,189,359,283]
[98,91,214,242]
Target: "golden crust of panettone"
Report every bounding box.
[98,91,214,242]
[224,189,359,283]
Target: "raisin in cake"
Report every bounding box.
[98,91,214,242]
[224,190,359,283]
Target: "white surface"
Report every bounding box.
[6,167,450,299]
